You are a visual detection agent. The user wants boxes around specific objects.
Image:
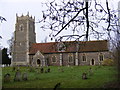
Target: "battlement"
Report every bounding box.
[16,12,35,22]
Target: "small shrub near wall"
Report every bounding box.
[102,59,114,66]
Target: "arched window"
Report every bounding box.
[52,56,56,63]
[37,59,41,65]
[68,54,73,63]
[82,54,86,62]
[99,53,104,61]
[91,59,95,65]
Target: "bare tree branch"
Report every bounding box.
[0,16,6,23]
[39,0,118,42]
[85,1,89,41]
[55,7,86,37]
[106,0,111,31]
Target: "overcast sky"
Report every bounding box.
[0,0,51,48]
[0,0,119,48]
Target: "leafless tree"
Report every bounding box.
[39,0,118,42]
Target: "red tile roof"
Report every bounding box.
[29,40,109,55]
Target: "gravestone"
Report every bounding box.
[40,68,44,73]
[58,67,64,72]
[29,67,34,72]
[35,67,39,69]
[45,69,48,73]
[44,68,51,73]
[12,67,16,72]
[4,73,11,82]
[89,67,93,76]
[53,83,61,90]
[14,70,21,81]
[17,66,20,71]
[82,72,87,80]
[22,72,28,81]
[48,68,50,72]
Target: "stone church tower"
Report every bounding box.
[11,13,36,66]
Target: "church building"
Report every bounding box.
[11,14,111,66]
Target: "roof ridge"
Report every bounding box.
[29,40,108,54]
[32,40,108,44]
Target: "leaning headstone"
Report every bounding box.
[40,68,44,73]
[22,72,28,81]
[54,83,61,90]
[4,73,11,82]
[82,72,87,80]
[14,70,21,81]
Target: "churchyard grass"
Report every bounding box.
[2,66,117,88]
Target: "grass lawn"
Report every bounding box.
[1,66,118,88]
